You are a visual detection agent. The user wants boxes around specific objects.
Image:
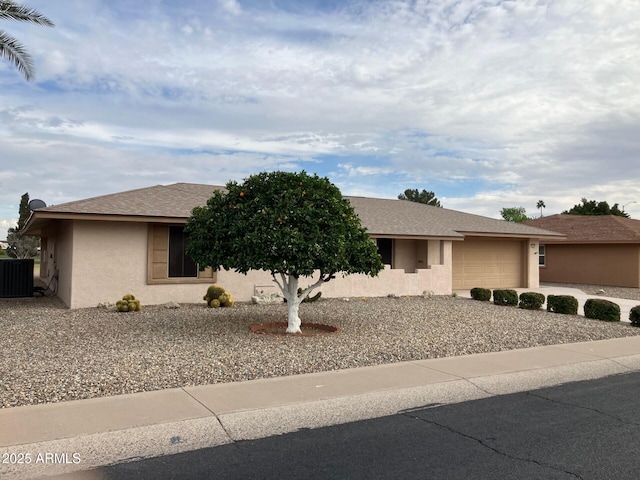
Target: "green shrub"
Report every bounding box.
[204,285,225,301]
[493,289,518,306]
[519,292,546,310]
[547,295,578,315]
[116,294,142,312]
[470,288,491,301]
[204,284,234,308]
[584,299,620,322]
[629,306,640,326]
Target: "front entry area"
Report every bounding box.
[452,237,524,290]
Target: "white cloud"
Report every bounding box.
[219,0,242,16]
[1,0,639,240]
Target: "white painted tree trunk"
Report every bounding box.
[272,273,326,334]
[285,276,302,333]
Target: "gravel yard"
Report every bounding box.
[2,293,640,409]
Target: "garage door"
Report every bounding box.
[452,238,524,290]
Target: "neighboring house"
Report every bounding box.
[525,214,640,288]
[23,183,562,308]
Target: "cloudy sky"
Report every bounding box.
[1,0,639,239]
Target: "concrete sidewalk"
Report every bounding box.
[2,336,640,479]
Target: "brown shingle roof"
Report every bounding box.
[525,214,640,243]
[35,183,223,218]
[26,183,563,239]
[347,196,562,238]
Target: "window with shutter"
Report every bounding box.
[147,224,215,284]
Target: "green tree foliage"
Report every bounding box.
[500,206,529,223]
[536,200,545,218]
[17,190,30,229]
[0,1,54,81]
[7,192,39,258]
[398,188,442,207]
[185,171,384,333]
[563,198,629,217]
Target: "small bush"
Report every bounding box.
[584,298,620,322]
[470,288,491,301]
[493,289,518,306]
[116,294,142,312]
[203,284,234,308]
[547,295,578,315]
[629,306,640,326]
[519,292,546,310]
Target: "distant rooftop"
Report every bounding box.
[526,214,640,243]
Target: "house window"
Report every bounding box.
[376,238,393,266]
[539,245,546,266]
[168,226,198,277]
[147,224,215,284]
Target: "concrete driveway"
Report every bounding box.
[455,285,639,322]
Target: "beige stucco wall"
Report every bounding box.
[394,239,418,272]
[58,220,454,308]
[46,220,74,307]
[540,243,640,288]
[69,220,224,308]
[217,239,453,299]
[527,239,540,288]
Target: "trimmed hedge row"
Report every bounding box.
[470,288,546,310]
[468,289,636,323]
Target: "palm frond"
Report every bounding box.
[0,1,54,27]
[0,29,34,80]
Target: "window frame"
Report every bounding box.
[147,224,215,284]
[538,244,546,267]
[168,225,198,278]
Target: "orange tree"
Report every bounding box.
[185,171,384,333]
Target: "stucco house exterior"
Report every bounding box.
[525,214,640,288]
[23,183,562,308]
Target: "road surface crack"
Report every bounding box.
[402,412,585,479]
[526,391,638,426]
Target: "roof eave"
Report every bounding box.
[370,233,463,241]
[456,231,566,240]
[22,211,190,236]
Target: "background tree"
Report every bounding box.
[6,192,39,258]
[0,1,54,81]
[500,206,529,223]
[186,171,384,333]
[398,188,442,207]
[536,200,545,218]
[563,198,629,218]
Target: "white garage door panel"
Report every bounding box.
[452,238,523,290]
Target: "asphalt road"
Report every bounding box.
[62,371,640,480]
